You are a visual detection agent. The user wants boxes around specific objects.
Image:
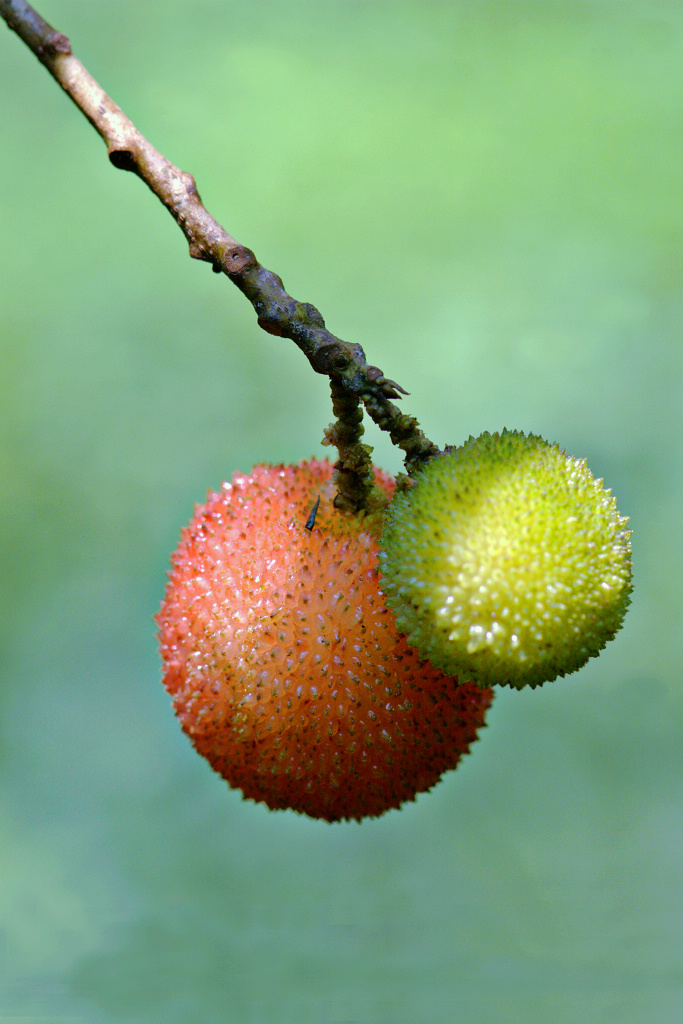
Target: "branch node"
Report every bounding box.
[221,244,258,278]
[181,171,200,199]
[257,318,284,337]
[38,30,69,56]
[108,148,136,172]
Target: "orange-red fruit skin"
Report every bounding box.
[157,459,493,822]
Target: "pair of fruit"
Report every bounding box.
[156,430,632,822]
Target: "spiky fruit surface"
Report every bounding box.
[380,430,632,690]
[157,459,492,822]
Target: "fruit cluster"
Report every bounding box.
[157,431,632,822]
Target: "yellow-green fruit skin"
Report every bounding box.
[379,430,632,689]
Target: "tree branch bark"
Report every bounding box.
[1,0,439,474]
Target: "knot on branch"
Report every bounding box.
[3,1,71,61]
[38,30,70,56]
[310,342,406,402]
[108,148,136,172]
[221,244,258,279]
[314,341,365,380]
[257,296,325,338]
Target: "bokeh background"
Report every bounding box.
[1,2,681,1021]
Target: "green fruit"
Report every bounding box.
[379,430,632,689]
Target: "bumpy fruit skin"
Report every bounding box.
[157,459,492,822]
[379,430,632,690]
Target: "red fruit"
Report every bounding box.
[157,459,493,822]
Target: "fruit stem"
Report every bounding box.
[322,380,377,512]
[362,391,440,476]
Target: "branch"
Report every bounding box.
[1,0,439,474]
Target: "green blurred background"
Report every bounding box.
[1,2,681,1021]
